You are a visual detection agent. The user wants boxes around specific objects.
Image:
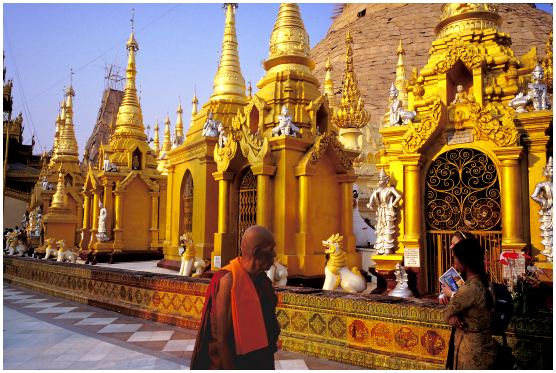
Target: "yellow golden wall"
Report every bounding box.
[122,177,151,250]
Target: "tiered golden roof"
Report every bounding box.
[210,3,246,103]
[330,30,369,129]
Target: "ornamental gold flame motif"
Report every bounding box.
[331,30,369,130]
[425,148,501,231]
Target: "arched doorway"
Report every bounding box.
[424,148,502,293]
[237,168,257,256]
[180,171,194,236]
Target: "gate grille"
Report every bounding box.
[237,169,257,256]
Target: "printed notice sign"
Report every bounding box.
[447,129,474,145]
[213,255,221,269]
[404,247,420,267]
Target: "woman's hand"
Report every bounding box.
[441,283,454,298]
[438,293,450,305]
[448,315,463,328]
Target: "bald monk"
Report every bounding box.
[191,225,280,369]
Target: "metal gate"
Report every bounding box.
[182,171,194,235]
[237,168,257,256]
[425,148,502,293]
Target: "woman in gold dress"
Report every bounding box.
[441,237,496,369]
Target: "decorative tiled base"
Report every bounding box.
[3,256,552,370]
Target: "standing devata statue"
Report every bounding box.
[367,169,402,255]
[531,157,553,262]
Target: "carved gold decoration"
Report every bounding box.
[542,32,553,92]
[401,99,442,153]
[434,38,484,73]
[436,4,501,38]
[330,30,369,130]
[309,132,353,170]
[468,102,518,147]
[267,4,310,60]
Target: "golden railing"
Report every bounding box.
[426,230,502,293]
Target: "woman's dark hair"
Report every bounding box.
[452,238,493,309]
[452,231,475,242]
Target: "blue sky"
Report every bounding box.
[3,3,553,157]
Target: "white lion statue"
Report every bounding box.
[43,238,58,260]
[266,260,288,286]
[178,233,207,277]
[5,232,28,256]
[56,240,78,263]
[322,233,367,293]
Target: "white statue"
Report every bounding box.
[322,233,367,293]
[388,83,416,126]
[41,176,52,191]
[266,260,288,286]
[509,91,529,113]
[5,231,27,256]
[272,105,300,137]
[531,157,553,262]
[56,240,78,263]
[201,111,219,137]
[217,122,228,148]
[34,207,42,237]
[529,64,550,111]
[367,169,402,255]
[451,84,470,104]
[103,154,117,172]
[21,213,28,230]
[178,233,207,277]
[43,238,58,260]
[352,184,376,247]
[389,262,413,298]
[96,202,109,242]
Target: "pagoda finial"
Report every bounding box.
[330,29,369,130]
[324,56,336,110]
[191,90,198,118]
[395,39,408,107]
[210,3,246,103]
[264,3,314,71]
[113,12,146,142]
[152,119,160,157]
[174,101,184,147]
[162,115,172,152]
[51,168,68,209]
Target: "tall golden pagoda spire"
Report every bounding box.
[191,91,198,118]
[162,115,172,152]
[264,3,314,73]
[210,3,246,103]
[330,29,369,129]
[324,56,336,110]
[152,120,160,157]
[56,84,80,161]
[49,104,63,167]
[175,102,184,142]
[50,168,68,209]
[395,39,408,107]
[113,19,146,141]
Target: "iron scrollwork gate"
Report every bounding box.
[425,148,502,293]
[237,168,257,256]
[182,172,194,235]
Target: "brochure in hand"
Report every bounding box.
[439,267,465,293]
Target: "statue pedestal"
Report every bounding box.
[372,253,404,291]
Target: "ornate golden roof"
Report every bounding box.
[162,115,171,153]
[436,3,501,38]
[50,169,68,209]
[152,119,160,157]
[264,3,314,72]
[324,56,336,110]
[330,30,369,129]
[210,3,246,103]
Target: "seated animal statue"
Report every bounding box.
[43,238,58,260]
[322,233,367,293]
[178,233,207,277]
[6,232,28,256]
[266,259,288,286]
[56,240,78,263]
[509,91,530,113]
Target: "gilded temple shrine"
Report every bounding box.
[374,4,553,292]
[81,26,167,263]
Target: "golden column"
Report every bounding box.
[295,172,314,256]
[149,191,159,248]
[113,190,124,249]
[495,147,526,251]
[252,164,276,229]
[213,171,235,268]
[90,191,100,245]
[81,191,91,249]
[399,154,425,246]
[164,166,174,249]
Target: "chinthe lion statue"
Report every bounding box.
[322,233,366,293]
[266,259,288,286]
[178,233,207,277]
[43,238,58,260]
[5,232,28,256]
[56,240,78,263]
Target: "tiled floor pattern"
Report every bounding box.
[3,283,362,370]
